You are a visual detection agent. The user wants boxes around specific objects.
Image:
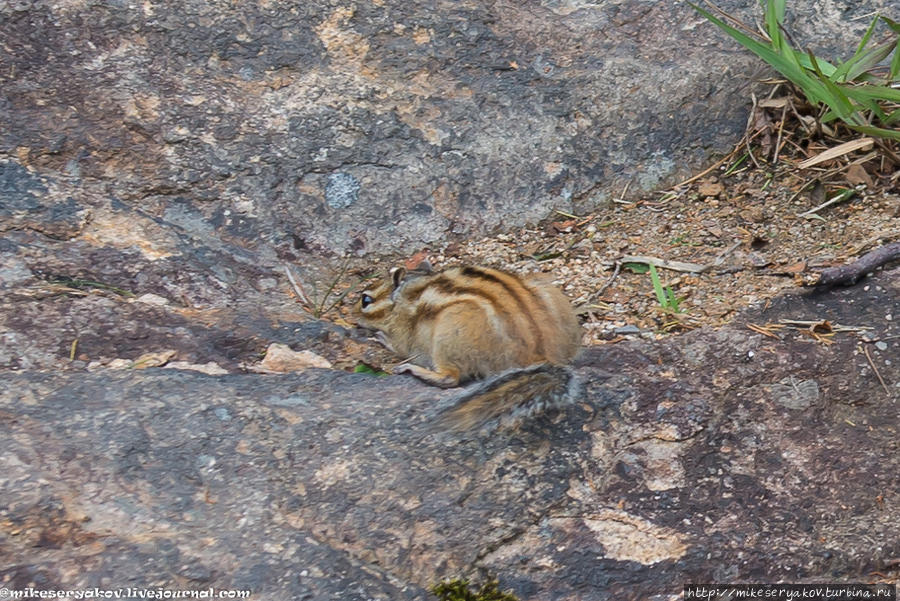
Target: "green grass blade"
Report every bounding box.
[773,0,786,22]
[782,41,806,71]
[822,99,880,126]
[866,100,888,123]
[891,40,900,80]
[723,152,749,176]
[835,84,889,122]
[847,123,900,141]
[806,51,862,123]
[839,40,897,82]
[885,108,900,126]
[854,72,883,84]
[766,0,807,72]
[765,0,787,38]
[764,0,784,52]
[797,53,837,77]
[664,287,684,313]
[853,14,880,60]
[876,16,900,79]
[649,265,667,308]
[841,83,900,103]
[820,109,841,124]
[689,3,832,105]
[623,262,650,274]
[880,16,900,35]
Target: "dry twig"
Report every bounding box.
[747,322,783,339]
[284,264,312,306]
[814,242,900,287]
[862,344,892,397]
[779,319,872,334]
[596,261,622,297]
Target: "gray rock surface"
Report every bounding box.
[2,268,898,600]
[3,2,899,598]
[2,0,893,255]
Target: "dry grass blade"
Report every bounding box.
[862,343,893,397]
[747,322,783,339]
[284,264,312,307]
[284,260,355,318]
[594,261,622,298]
[670,148,739,188]
[659,317,694,333]
[779,319,872,333]
[712,241,742,267]
[804,330,834,344]
[797,137,875,168]
[758,97,789,109]
[796,187,857,219]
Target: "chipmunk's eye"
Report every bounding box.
[360,293,374,309]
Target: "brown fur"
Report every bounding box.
[356,264,582,433]
[357,264,581,387]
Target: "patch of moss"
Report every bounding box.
[353,362,390,377]
[430,578,519,601]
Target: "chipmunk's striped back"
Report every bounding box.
[357,264,581,388]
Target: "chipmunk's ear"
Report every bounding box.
[389,266,407,290]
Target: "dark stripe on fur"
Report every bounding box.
[458,266,546,355]
[413,297,476,323]
[414,276,527,344]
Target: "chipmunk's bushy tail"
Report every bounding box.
[431,364,579,435]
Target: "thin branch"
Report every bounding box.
[814,241,900,287]
[596,261,622,297]
[863,344,892,397]
[283,264,311,307]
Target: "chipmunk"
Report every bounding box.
[356,262,582,433]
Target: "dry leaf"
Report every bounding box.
[758,97,789,109]
[405,251,431,270]
[781,261,807,274]
[698,180,724,198]
[552,219,577,232]
[844,163,873,188]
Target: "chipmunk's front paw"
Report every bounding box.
[392,362,416,375]
[392,362,459,387]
